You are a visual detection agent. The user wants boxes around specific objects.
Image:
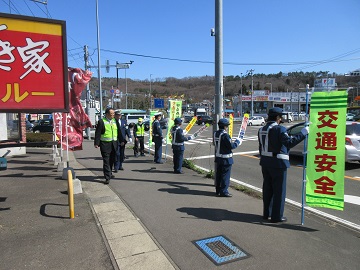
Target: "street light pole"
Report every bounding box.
[149,74,153,109]
[247,69,254,117]
[95,0,103,117]
[125,68,128,109]
[266,82,272,95]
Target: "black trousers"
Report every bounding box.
[134,136,145,155]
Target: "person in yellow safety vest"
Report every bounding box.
[94,107,122,184]
[133,117,148,157]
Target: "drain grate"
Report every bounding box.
[193,235,249,265]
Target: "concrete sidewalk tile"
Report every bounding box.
[108,233,159,259]
[102,220,146,239]
[117,250,175,270]
[97,208,136,224]
[86,186,115,196]
[92,200,128,213]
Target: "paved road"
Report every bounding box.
[141,122,360,229]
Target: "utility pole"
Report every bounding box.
[95,0,103,117]
[213,0,223,135]
[247,69,254,117]
[240,72,243,116]
[84,45,91,139]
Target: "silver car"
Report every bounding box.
[287,121,360,162]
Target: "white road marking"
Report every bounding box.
[345,195,360,206]
[187,150,259,160]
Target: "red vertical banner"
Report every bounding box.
[53,68,92,150]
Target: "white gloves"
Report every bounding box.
[235,138,241,145]
[301,126,309,136]
[162,139,166,144]
[129,138,133,144]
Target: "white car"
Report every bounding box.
[346,113,355,121]
[247,116,265,126]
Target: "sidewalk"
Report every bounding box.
[1,144,360,270]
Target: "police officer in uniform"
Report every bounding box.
[94,107,119,184]
[258,107,309,223]
[114,110,132,171]
[152,112,163,164]
[214,118,241,197]
[171,117,194,174]
[133,117,147,157]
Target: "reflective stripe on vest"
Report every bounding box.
[100,118,118,142]
[136,124,145,136]
[259,122,289,160]
[172,126,184,146]
[214,131,233,158]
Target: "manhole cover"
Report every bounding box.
[193,235,249,265]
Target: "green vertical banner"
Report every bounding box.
[166,100,182,144]
[306,91,348,210]
[148,110,157,147]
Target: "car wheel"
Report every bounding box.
[34,130,40,133]
[261,122,265,126]
[249,122,252,126]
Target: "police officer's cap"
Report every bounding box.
[154,112,162,117]
[115,110,122,115]
[268,107,286,116]
[218,118,230,127]
[174,118,182,125]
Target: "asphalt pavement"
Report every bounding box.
[1,142,360,270]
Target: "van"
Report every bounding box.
[282,112,293,123]
[122,114,148,126]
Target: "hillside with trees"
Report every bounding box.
[88,71,360,110]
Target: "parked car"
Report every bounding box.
[287,121,360,162]
[346,113,355,121]
[247,116,265,126]
[32,119,53,133]
[196,115,213,125]
[184,115,193,123]
[12,120,34,131]
[144,117,168,130]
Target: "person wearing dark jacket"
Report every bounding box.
[214,118,241,197]
[94,107,119,184]
[152,112,163,164]
[258,107,308,223]
[114,110,131,171]
[171,118,193,174]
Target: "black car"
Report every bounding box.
[32,119,53,133]
[196,115,213,125]
[12,120,34,131]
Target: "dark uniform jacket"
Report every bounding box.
[152,120,163,139]
[258,121,305,169]
[118,119,131,143]
[214,129,238,165]
[171,126,189,151]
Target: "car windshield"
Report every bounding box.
[346,123,360,136]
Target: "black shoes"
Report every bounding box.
[174,171,184,174]
[155,161,163,164]
[140,153,145,156]
[105,179,110,184]
[217,193,232,197]
[113,169,118,173]
[119,167,124,171]
[271,217,287,223]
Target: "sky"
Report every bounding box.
[1,0,360,81]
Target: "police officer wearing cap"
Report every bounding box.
[94,107,121,184]
[114,110,132,171]
[258,107,309,223]
[214,118,241,197]
[171,117,194,174]
[152,112,163,163]
[133,117,148,157]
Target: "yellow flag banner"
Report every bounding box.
[306,91,348,210]
[166,100,182,144]
[184,116,197,135]
[228,114,234,138]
